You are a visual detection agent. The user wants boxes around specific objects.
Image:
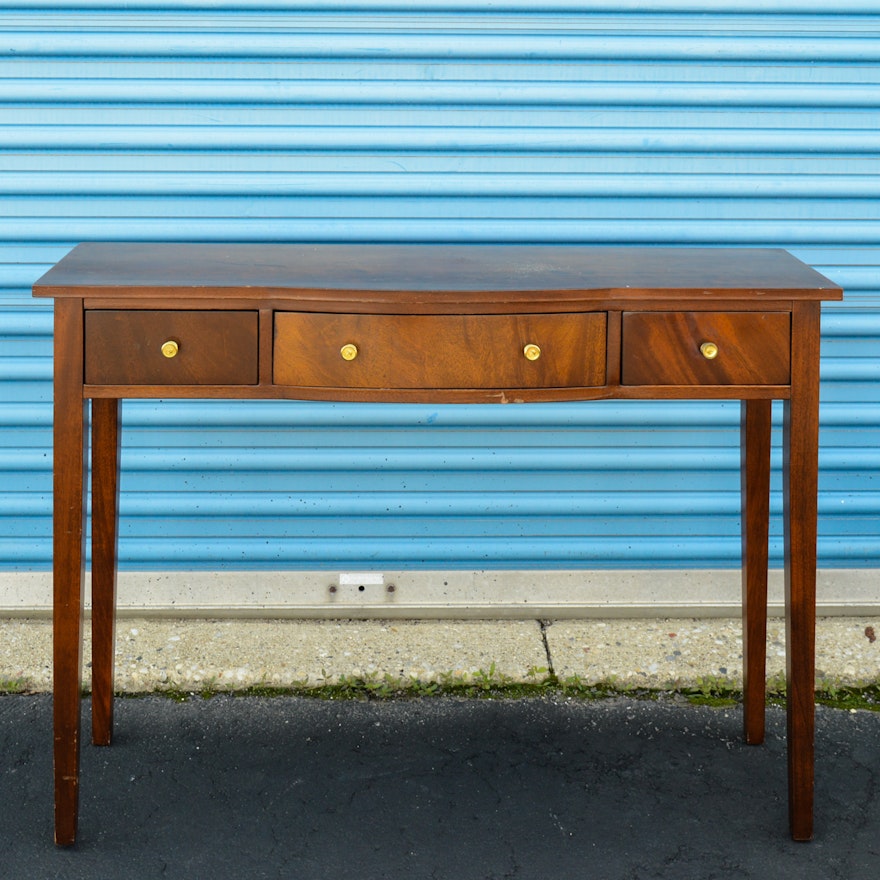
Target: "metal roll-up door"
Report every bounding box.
[1,3,878,613]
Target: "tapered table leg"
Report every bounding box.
[784,302,821,842]
[741,399,772,745]
[91,398,120,746]
[52,299,88,847]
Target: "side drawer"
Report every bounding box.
[85,310,259,385]
[274,312,607,389]
[621,311,791,386]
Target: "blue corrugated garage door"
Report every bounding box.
[1,2,878,579]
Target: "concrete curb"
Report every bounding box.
[3,616,879,694]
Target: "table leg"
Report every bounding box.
[784,302,821,842]
[52,299,88,847]
[740,399,771,745]
[91,398,120,747]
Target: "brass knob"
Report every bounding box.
[340,343,359,361]
[700,341,719,360]
[523,343,542,361]
[161,340,179,359]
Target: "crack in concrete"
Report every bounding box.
[538,620,555,678]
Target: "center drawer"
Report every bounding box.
[274,312,607,389]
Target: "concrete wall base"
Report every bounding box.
[1,569,876,619]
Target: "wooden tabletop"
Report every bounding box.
[33,243,841,302]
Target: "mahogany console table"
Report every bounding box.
[34,243,842,845]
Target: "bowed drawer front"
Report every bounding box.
[620,311,791,386]
[273,312,607,389]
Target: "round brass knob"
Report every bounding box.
[700,341,719,360]
[523,343,542,361]
[340,343,359,361]
[160,340,179,359]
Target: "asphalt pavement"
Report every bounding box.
[2,694,879,879]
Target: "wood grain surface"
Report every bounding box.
[621,311,791,386]
[274,312,606,389]
[34,243,842,302]
[85,310,258,385]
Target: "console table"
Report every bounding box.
[33,243,842,845]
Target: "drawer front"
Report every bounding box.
[274,312,606,389]
[85,310,259,385]
[621,311,790,386]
